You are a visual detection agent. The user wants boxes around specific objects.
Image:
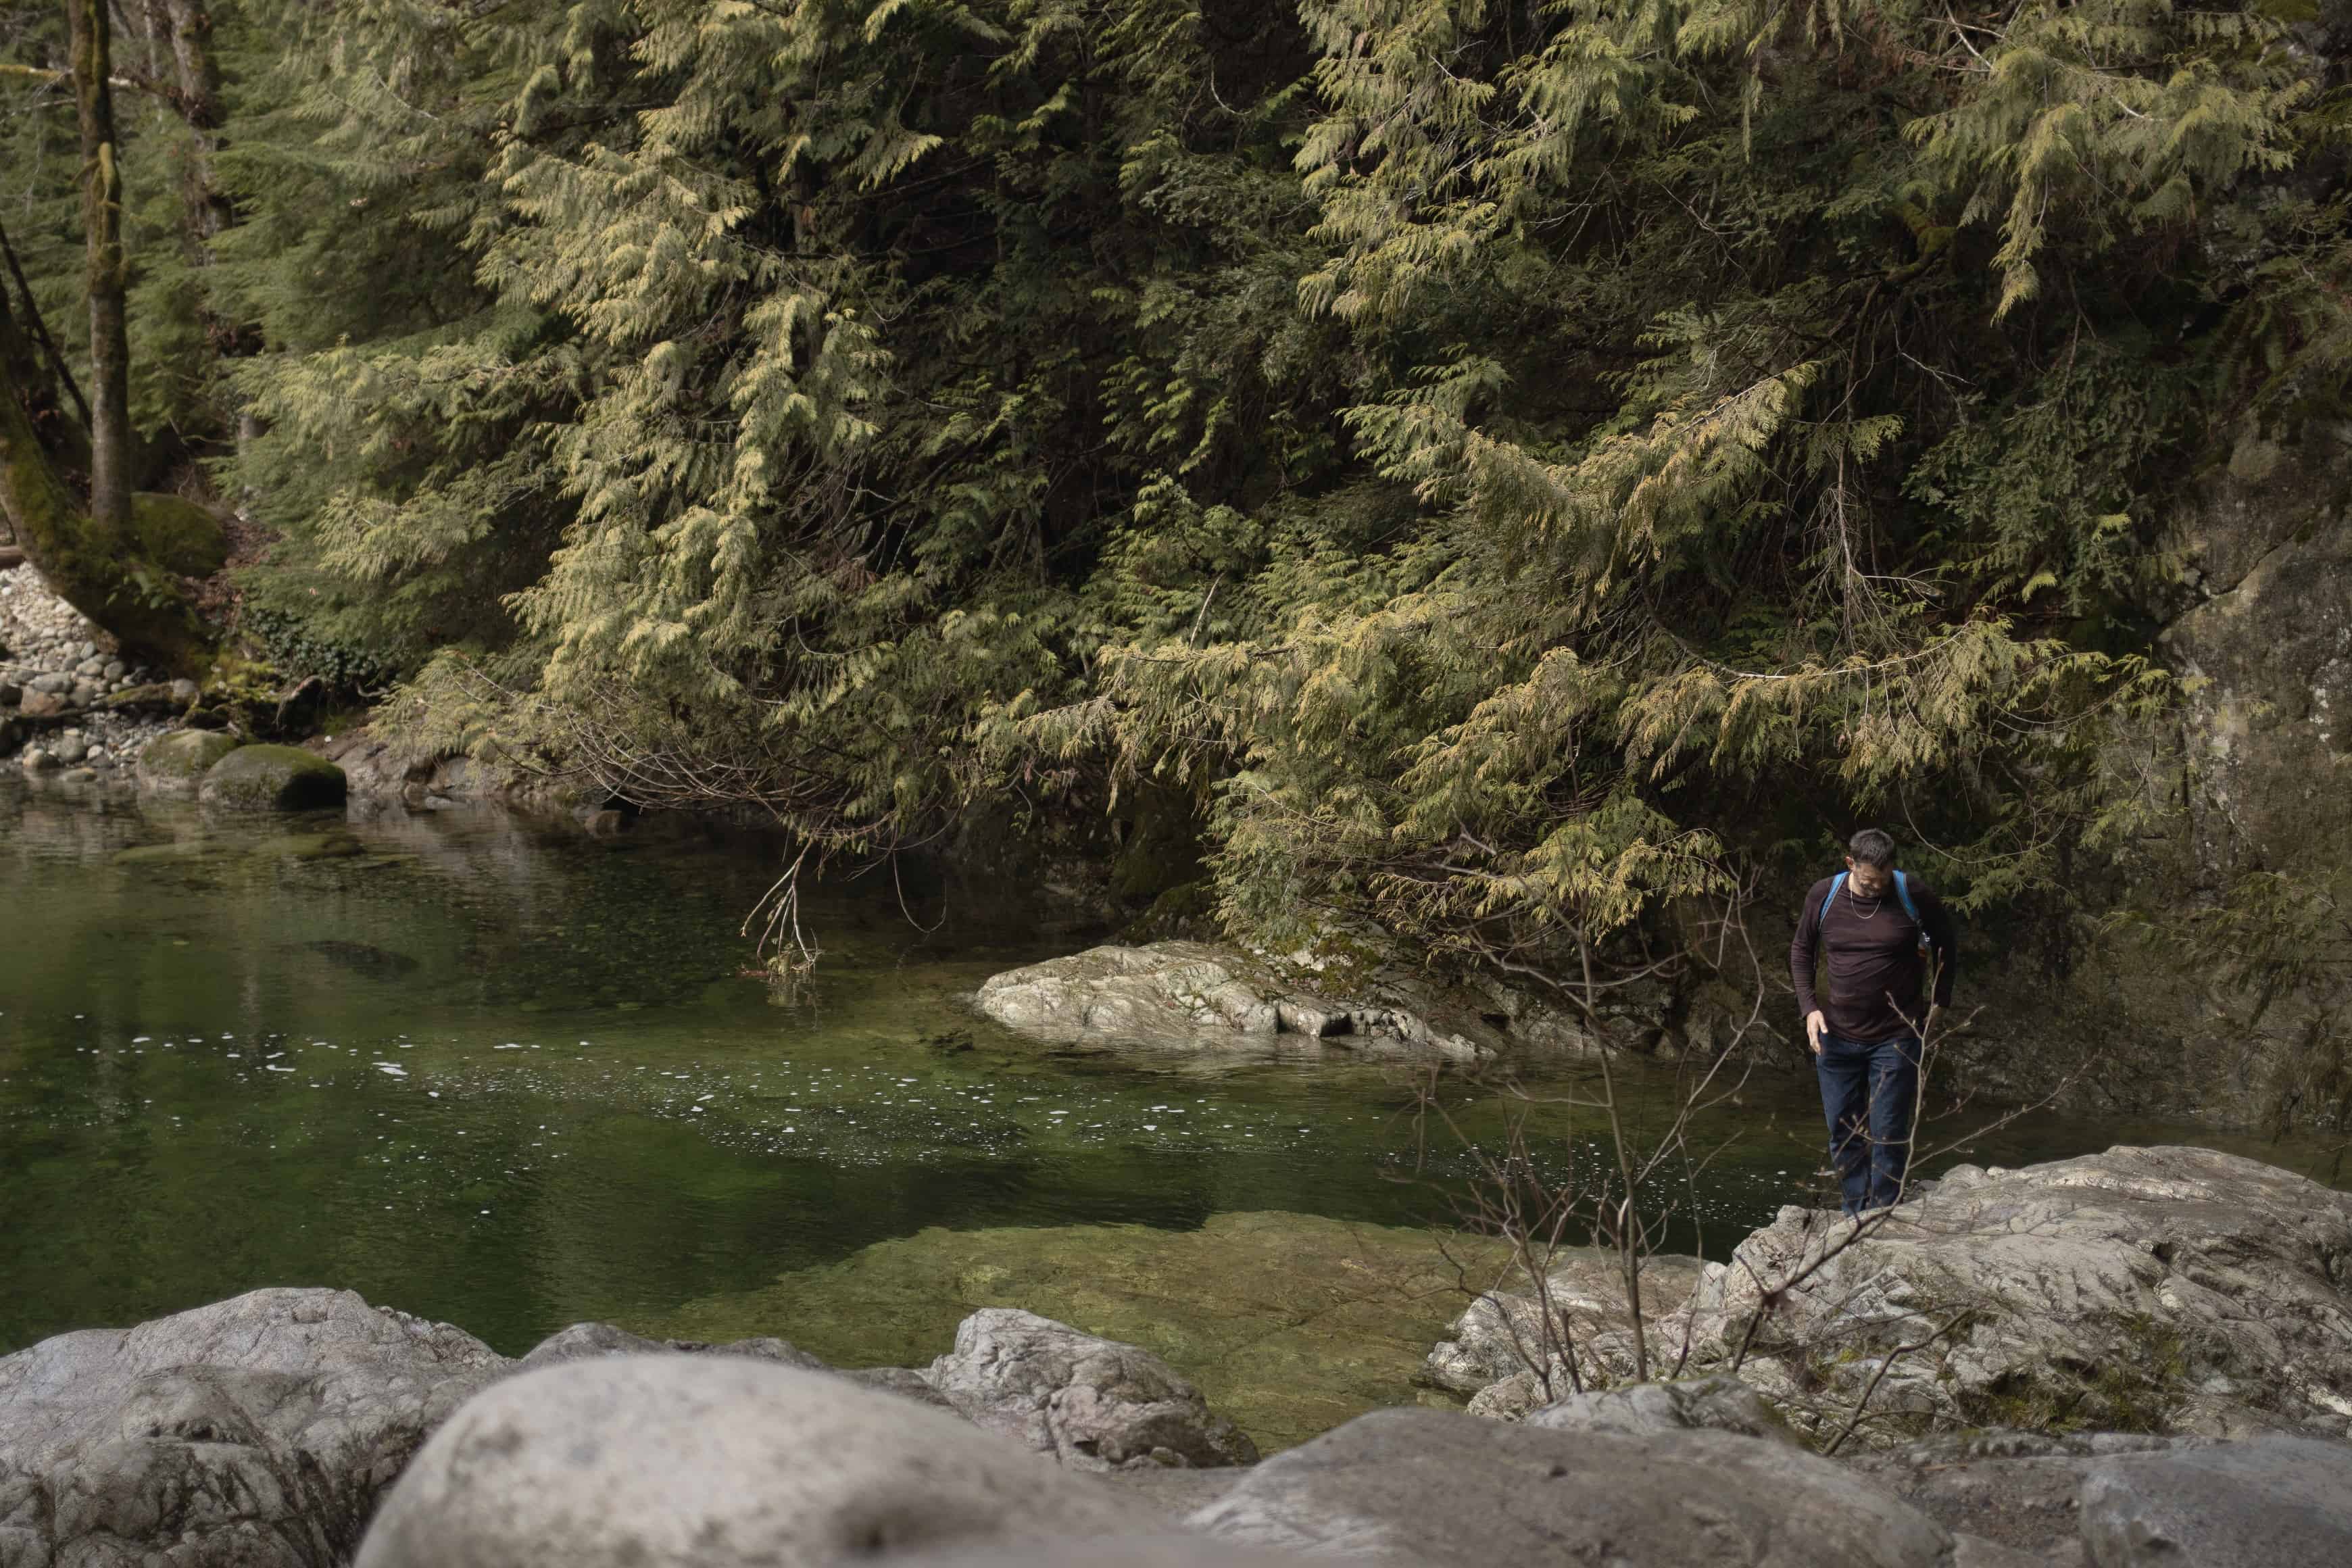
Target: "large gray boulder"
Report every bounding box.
[2079,1435,2352,1567]
[1187,1406,1954,1567]
[516,1320,829,1373]
[199,744,348,812]
[974,941,1484,1056]
[879,1537,1333,1567]
[0,1288,508,1567]
[924,1308,1258,1471]
[352,1354,1150,1568]
[1655,1146,2352,1447]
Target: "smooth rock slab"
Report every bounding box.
[1188,1407,1953,1567]
[0,1288,508,1568]
[975,941,1479,1056]
[353,1355,1149,1568]
[881,1536,1337,1567]
[516,1320,829,1373]
[925,1308,1258,1471]
[199,744,347,811]
[2080,1435,2352,1567]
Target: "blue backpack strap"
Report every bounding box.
[1819,871,1846,927]
[1892,868,1920,924]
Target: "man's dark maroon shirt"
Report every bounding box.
[1790,873,1957,1042]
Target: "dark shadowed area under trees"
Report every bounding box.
[3,0,2350,1125]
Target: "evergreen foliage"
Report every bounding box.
[3,2,2347,1013]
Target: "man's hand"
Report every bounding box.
[1805,1010,1826,1054]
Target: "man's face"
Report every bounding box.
[1844,856,1892,898]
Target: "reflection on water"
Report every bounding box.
[3,780,2343,1386]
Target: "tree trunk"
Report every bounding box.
[0,4,214,677]
[70,0,134,541]
[161,0,233,243]
[0,228,93,485]
[0,328,213,675]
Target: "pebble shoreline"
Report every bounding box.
[0,563,182,779]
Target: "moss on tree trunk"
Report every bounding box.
[0,0,216,677]
[0,351,214,675]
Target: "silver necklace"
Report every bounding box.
[1846,881,1885,922]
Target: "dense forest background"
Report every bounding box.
[3,1,2348,1119]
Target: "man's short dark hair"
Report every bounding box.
[1848,828,1896,866]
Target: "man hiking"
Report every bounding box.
[1790,828,1957,1216]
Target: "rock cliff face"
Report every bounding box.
[1940,424,2352,1128]
[2163,428,2352,873]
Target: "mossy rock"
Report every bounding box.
[649,1211,1513,1452]
[131,493,230,577]
[197,744,348,812]
[137,729,241,793]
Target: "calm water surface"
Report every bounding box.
[3,781,2342,1361]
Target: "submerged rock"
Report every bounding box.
[925,1308,1258,1471]
[353,1356,1150,1568]
[652,1210,1517,1451]
[199,743,349,811]
[1188,1406,1953,1567]
[302,938,423,977]
[0,1287,509,1568]
[974,941,1486,1056]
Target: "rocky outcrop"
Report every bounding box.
[0,1287,509,1568]
[1943,424,2352,1127]
[1436,1146,2352,1450]
[1677,1145,2352,1446]
[352,1356,1154,1568]
[0,1292,1261,1566]
[320,727,484,812]
[924,1308,1258,1471]
[975,941,1500,1056]
[2160,427,2352,876]
[9,1256,2351,1568]
[1187,1406,1955,1567]
[1521,1372,1797,1444]
[1422,1248,1705,1419]
[199,743,349,811]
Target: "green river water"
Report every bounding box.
[3,781,2343,1447]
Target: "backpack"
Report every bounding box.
[1823,870,1932,958]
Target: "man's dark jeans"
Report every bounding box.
[1815,1031,1923,1215]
